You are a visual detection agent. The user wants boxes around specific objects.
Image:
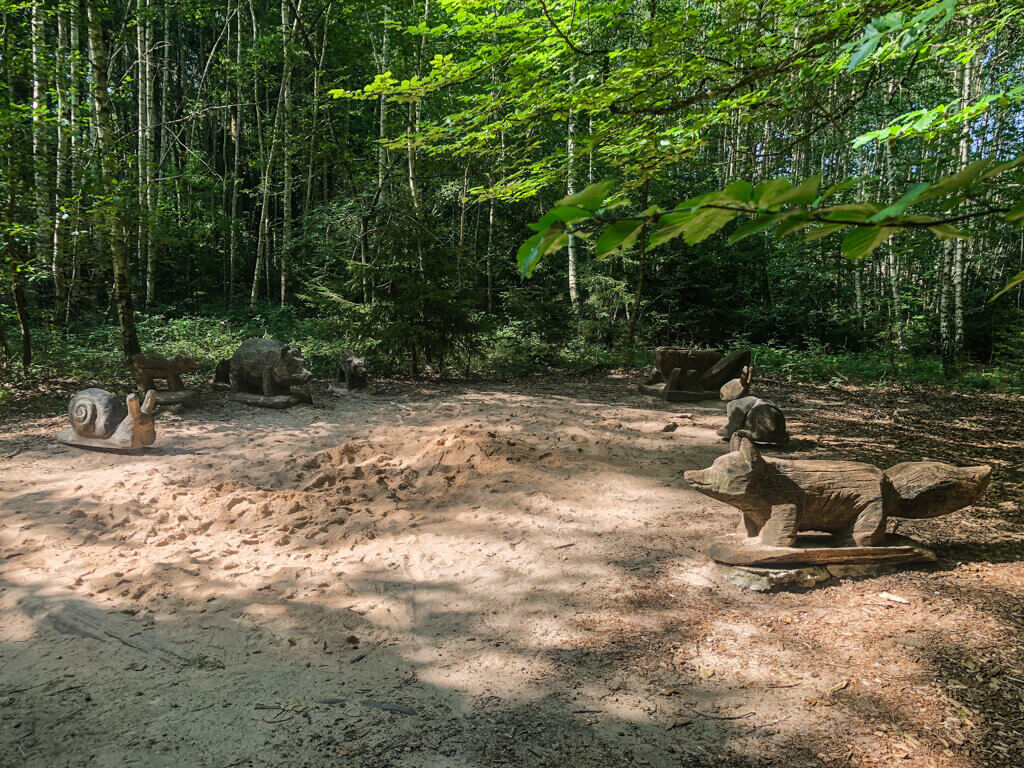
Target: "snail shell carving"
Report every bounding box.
[68,388,128,439]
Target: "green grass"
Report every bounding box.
[751,344,1024,393]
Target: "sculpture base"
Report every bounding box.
[231,392,303,409]
[708,532,936,568]
[56,427,149,454]
[147,389,199,407]
[638,383,712,402]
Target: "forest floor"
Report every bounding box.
[1,373,1023,768]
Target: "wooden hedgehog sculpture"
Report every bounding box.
[56,388,158,453]
[685,435,990,567]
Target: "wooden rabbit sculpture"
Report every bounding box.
[57,388,159,452]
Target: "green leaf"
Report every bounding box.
[814,177,858,206]
[803,222,848,242]
[753,178,793,208]
[518,227,569,278]
[868,182,930,221]
[596,219,644,258]
[919,159,992,201]
[722,180,754,204]
[978,157,1024,183]
[841,226,890,261]
[728,213,782,244]
[683,206,738,245]
[847,33,881,71]
[771,175,821,207]
[927,223,967,240]
[821,203,881,222]
[1006,197,1024,224]
[528,206,593,232]
[556,180,616,210]
[775,213,813,237]
[648,212,692,249]
[991,269,1024,302]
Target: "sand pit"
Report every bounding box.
[1,375,1022,767]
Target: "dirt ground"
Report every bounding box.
[1,373,1022,768]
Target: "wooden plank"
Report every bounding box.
[708,533,936,567]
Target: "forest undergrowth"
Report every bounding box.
[2,306,1023,420]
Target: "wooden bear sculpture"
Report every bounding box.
[685,436,990,566]
[717,395,788,445]
[57,388,158,452]
[331,350,368,392]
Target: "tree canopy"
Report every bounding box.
[2,0,1024,380]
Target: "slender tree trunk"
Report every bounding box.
[939,239,954,375]
[280,0,292,306]
[377,6,388,192]
[86,0,142,357]
[144,0,156,303]
[65,0,81,321]
[952,28,973,357]
[53,8,69,312]
[405,0,429,278]
[625,179,650,349]
[486,197,495,312]
[457,161,469,289]
[136,0,150,302]
[31,3,52,294]
[566,107,579,309]
[11,278,31,373]
[229,0,242,302]
[249,0,299,308]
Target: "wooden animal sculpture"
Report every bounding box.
[230,338,312,407]
[700,348,752,392]
[57,388,158,452]
[717,395,787,444]
[719,365,753,401]
[642,347,752,401]
[685,436,990,550]
[213,358,231,385]
[130,353,198,392]
[332,350,368,391]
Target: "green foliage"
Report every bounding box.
[519,158,1024,278]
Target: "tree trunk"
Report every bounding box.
[65,0,81,321]
[144,0,156,304]
[229,0,242,302]
[31,3,53,297]
[952,30,973,358]
[280,0,292,306]
[52,8,69,313]
[939,239,954,376]
[249,0,299,308]
[625,179,650,349]
[566,108,579,309]
[86,0,142,357]
[136,0,150,303]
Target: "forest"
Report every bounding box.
[1,0,1023,386]
[2,3,1024,768]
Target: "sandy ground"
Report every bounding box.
[1,374,1022,768]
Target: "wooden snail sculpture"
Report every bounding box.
[56,388,158,452]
